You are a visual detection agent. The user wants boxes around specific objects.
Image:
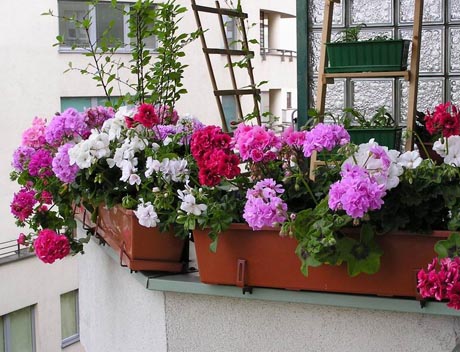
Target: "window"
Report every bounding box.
[222,96,237,129]
[60,97,115,112]
[61,290,79,348]
[0,306,35,352]
[223,15,238,49]
[260,11,269,51]
[59,1,90,47]
[286,92,292,109]
[58,1,157,50]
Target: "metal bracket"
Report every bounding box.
[236,259,253,295]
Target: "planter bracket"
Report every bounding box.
[236,259,253,294]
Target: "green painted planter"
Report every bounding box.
[348,127,402,150]
[326,40,411,73]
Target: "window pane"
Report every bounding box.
[59,1,90,47]
[96,3,125,47]
[61,291,78,340]
[222,96,237,130]
[0,317,4,352]
[9,307,33,352]
[61,97,92,112]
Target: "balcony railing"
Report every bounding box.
[260,48,297,62]
[0,239,33,265]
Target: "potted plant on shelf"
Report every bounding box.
[325,25,411,73]
[177,109,460,303]
[309,106,402,150]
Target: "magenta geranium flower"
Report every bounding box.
[34,229,70,264]
[11,188,37,221]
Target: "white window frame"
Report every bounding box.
[60,290,80,348]
[58,1,156,54]
[1,307,36,352]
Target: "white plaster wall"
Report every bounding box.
[165,293,460,352]
[0,256,83,352]
[78,239,168,352]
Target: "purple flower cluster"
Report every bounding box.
[12,146,35,172]
[243,178,288,230]
[328,164,385,219]
[45,108,89,146]
[28,149,53,178]
[233,124,282,163]
[303,123,350,157]
[154,125,178,140]
[83,106,115,130]
[11,188,37,221]
[52,143,79,183]
[418,257,460,310]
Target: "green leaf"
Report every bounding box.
[435,232,460,258]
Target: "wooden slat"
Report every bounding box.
[214,89,261,96]
[203,48,254,56]
[191,0,228,131]
[323,70,410,82]
[191,4,248,18]
[405,0,424,151]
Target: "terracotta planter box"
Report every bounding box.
[94,204,187,272]
[194,224,449,298]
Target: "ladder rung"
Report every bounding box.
[192,4,248,18]
[214,89,260,96]
[203,48,253,56]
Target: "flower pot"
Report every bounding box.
[96,204,187,272]
[325,40,411,73]
[348,127,402,150]
[194,224,449,298]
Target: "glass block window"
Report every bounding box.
[1,306,35,352]
[307,0,460,124]
[223,15,238,49]
[60,290,79,347]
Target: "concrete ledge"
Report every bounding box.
[95,237,460,317]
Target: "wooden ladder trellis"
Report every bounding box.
[191,0,261,132]
[310,0,424,178]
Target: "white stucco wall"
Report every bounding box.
[78,239,168,352]
[165,293,460,352]
[0,256,83,352]
[79,239,460,352]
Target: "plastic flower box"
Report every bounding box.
[325,39,411,73]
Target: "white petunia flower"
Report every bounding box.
[444,135,460,166]
[398,150,423,169]
[178,186,207,216]
[134,200,159,228]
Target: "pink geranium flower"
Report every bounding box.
[34,229,70,264]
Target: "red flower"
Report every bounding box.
[34,229,70,264]
[17,233,27,246]
[425,102,460,138]
[133,104,159,128]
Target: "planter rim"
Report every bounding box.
[99,203,134,216]
[347,126,402,131]
[326,39,411,46]
[198,223,452,238]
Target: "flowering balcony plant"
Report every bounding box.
[179,104,460,300]
[10,104,205,264]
